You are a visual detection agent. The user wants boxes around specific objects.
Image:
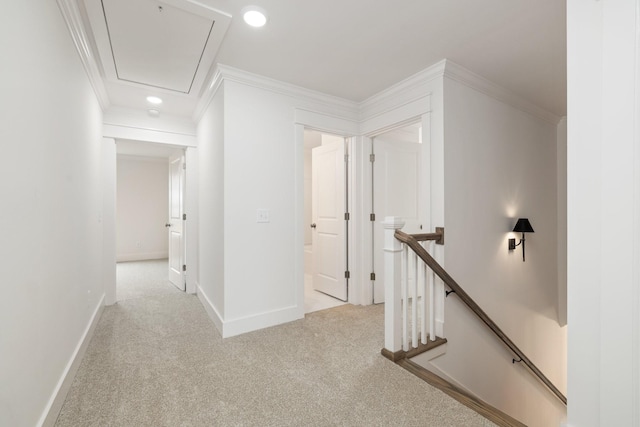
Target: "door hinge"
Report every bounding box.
[370,213,375,221]
[344,154,349,162]
[345,271,350,279]
[183,213,186,220]
[370,153,375,162]
[370,272,376,281]
[183,163,186,170]
[182,264,186,272]
[344,212,350,221]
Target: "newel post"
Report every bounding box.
[383,216,405,353]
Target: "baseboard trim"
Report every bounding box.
[196,284,223,334]
[196,285,304,338]
[116,252,168,262]
[396,359,526,427]
[38,294,105,427]
[223,305,303,338]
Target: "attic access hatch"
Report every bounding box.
[85,0,231,94]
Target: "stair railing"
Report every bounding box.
[382,216,567,405]
[382,217,445,361]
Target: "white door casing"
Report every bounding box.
[372,136,422,303]
[311,140,348,301]
[168,152,185,291]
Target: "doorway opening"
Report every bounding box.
[370,120,424,304]
[115,139,186,302]
[303,129,348,313]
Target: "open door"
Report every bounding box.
[168,152,185,291]
[311,140,348,301]
[372,131,422,303]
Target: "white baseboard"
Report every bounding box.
[196,284,223,334]
[116,252,168,262]
[196,284,303,338]
[38,294,105,427]
[223,305,303,338]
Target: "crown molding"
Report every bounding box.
[195,63,360,123]
[56,0,110,111]
[442,60,561,125]
[359,59,445,119]
[192,65,224,123]
[195,59,561,129]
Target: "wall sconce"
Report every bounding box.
[508,218,534,261]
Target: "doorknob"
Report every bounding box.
[310,223,316,229]
[165,223,172,227]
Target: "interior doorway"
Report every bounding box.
[115,139,186,301]
[303,129,348,313]
[371,121,424,303]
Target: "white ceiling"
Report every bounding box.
[80,0,566,119]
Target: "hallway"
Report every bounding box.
[54,262,493,426]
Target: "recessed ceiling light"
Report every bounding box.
[146,96,163,105]
[242,6,267,27]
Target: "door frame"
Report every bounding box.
[294,114,360,314]
[362,113,433,306]
[102,137,198,304]
[370,119,424,304]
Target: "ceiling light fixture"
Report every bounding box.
[148,109,160,117]
[242,6,267,27]
[146,96,163,104]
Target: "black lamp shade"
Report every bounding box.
[513,218,534,233]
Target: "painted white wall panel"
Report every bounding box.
[223,81,299,322]
[197,84,225,321]
[428,77,567,426]
[0,2,105,425]
[567,1,640,425]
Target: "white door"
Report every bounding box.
[168,153,185,291]
[311,140,348,301]
[373,137,422,303]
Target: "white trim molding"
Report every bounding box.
[197,284,224,334]
[39,294,105,427]
[443,60,561,125]
[56,0,110,111]
[196,63,360,124]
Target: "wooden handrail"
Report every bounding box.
[395,229,567,405]
[411,226,445,244]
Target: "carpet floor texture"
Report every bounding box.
[55,260,496,426]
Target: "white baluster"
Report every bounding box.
[421,263,428,345]
[412,252,418,349]
[429,242,436,341]
[402,245,409,351]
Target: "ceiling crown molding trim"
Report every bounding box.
[192,65,224,122]
[358,60,445,122]
[219,64,359,116]
[56,0,110,111]
[443,60,561,125]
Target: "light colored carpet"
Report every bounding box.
[55,260,496,426]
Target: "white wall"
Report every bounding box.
[116,155,169,261]
[222,80,302,332]
[567,1,640,425]
[0,1,105,425]
[196,71,359,337]
[428,77,567,426]
[197,83,226,325]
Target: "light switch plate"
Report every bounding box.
[257,209,270,223]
